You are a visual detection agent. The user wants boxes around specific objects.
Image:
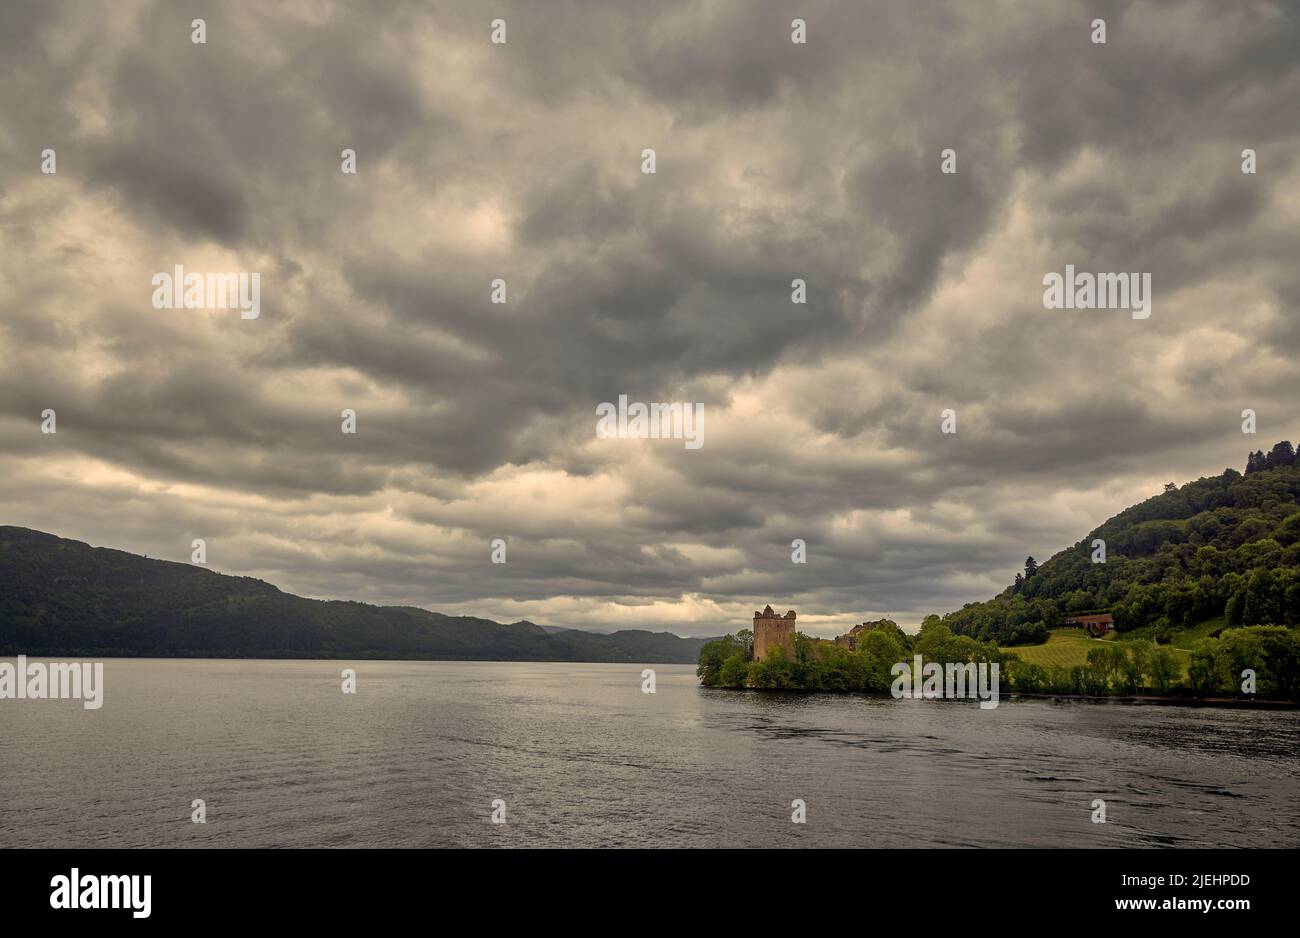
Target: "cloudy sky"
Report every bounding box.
[1,1,1297,637]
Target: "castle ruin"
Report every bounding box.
[833,619,891,652]
[750,607,894,660]
[752,605,797,662]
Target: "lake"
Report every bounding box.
[1,659,1296,848]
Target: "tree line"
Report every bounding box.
[699,620,1300,700]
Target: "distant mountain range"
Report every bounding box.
[0,527,712,663]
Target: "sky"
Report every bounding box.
[1,0,1298,638]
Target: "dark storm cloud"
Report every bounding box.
[90,145,251,244]
[1,0,1298,635]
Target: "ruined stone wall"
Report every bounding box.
[753,610,796,662]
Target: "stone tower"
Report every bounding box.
[752,604,796,662]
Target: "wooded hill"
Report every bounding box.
[0,527,709,662]
[942,442,1300,646]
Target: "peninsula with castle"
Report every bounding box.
[696,604,966,694]
[698,446,1300,700]
[699,604,1108,696]
[694,447,1300,701]
[696,600,1296,701]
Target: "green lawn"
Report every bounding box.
[1000,627,1192,676]
[1000,628,1111,669]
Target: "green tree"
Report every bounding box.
[1148,645,1180,694]
[718,653,752,688]
[1006,659,1048,693]
[1121,639,1156,693]
[1187,638,1224,693]
[697,635,745,685]
[1086,643,1127,692]
[858,628,906,692]
[735,628,754,655]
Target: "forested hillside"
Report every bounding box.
[0,527,709,662]
[942,443,1300,646]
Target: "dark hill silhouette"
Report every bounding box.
[0,527,711,662]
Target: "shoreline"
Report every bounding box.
[0,651,700,665]
[1008,691,1300,709]
[701,684,1300,708]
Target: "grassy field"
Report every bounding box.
[1000,627,1193,674]
[999,628,1113,669]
